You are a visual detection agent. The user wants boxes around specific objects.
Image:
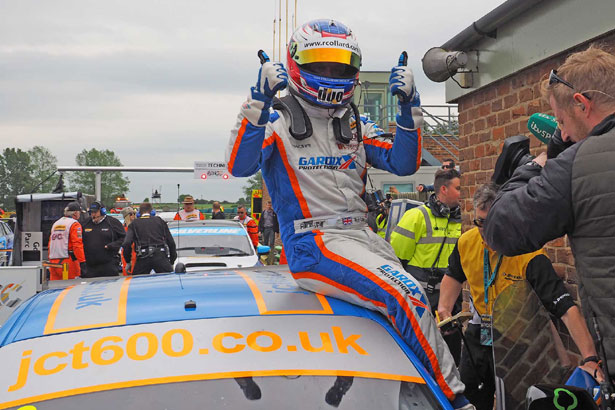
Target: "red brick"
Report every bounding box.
[458,111,468,124]
[463,123,474,135]
[459,136,468,149]
[479,132,491,142]
[497,110,511,126]
[491,98,503,112]
[485,143,498,156]
[480,157,491,169]
[496,82,510,97]
[512,105,526,118]
[552,263,566,280]
[474,118,486,131]
[487,114,497,127]
[504,93,518,109]
[527,101,541,116]
[484,87,497,102]
[469,133,480,145]
[547,237,565,247]
[512,76,527,89]
[475,144,485,157]
[492,126,505,140]
[505,121,519,135]
[519,87,533,102]
[478,103,491,117]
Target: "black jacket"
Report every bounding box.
[258,209,279,233]
[211,210,225,220]
[484,113,615,373]
[122,215,177,264]
[82,215,126,265]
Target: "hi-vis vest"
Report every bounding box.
[49,217,78,259]
[175,209,205,221]
[376,213,387,239]
[390,204,461,268]
[458,227,545,316]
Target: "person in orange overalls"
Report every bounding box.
[48,202,86,280]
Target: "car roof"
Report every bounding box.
[0,267,379,347]
[169,219,243,227]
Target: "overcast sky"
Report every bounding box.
[1,0,505,203]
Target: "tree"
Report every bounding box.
[0,148,33,210]
[68,149,130,207]
[242,171,262,200]
[27,146,59,193]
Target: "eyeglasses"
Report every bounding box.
[473,217,485,228]
[549,70,591,100]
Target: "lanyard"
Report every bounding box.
[483,248,503,310]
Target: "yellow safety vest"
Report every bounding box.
[458,227,545,316]
[376,213,387,239]
[390,204,461,269]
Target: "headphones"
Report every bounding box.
[90,201,107,216]
[136,209,156,218]
[427,194,461,221]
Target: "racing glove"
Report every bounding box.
[241,50,288,126]
[389,52,423,131]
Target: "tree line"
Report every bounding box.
[0,147,129,211]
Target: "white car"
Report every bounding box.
[168,220,268,272]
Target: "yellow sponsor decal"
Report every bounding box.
[53,226,66,231]
[2,316,422,409]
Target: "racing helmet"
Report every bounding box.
[287,19,362,108]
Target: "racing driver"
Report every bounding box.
[226,19,471,409]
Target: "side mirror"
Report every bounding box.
[256,245,271,256]
[174,262,186,273]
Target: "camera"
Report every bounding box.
[365,189,388,212]
[491,135,535,185]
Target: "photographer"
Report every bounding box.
[483,45,615,380]
[441,184,601,410]
[390,168,463,363]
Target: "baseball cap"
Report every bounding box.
[182,195,195,204]
[121,207,135,218]
[89,202,104,212]
[65,202,81,212]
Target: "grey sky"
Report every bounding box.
[1,0,504,203]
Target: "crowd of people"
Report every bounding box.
[47,195,280,279]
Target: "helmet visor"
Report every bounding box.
[302,62,358,79]
[290,40,361,74]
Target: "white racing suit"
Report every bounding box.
[226,96,465,402]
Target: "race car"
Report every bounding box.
[0,267,451,409]
[169,220,269,272]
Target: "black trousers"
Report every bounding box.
[133,251,173,275]
[460,323,496,410]
[84,259,120,278]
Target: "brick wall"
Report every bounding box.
[456,31,615,300]
[422,135,459,163]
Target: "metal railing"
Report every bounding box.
[360,103,459,161]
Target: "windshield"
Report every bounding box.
[11,376,442,409]
[169,225,254,257]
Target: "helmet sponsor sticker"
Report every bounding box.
[317,87,344,105]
